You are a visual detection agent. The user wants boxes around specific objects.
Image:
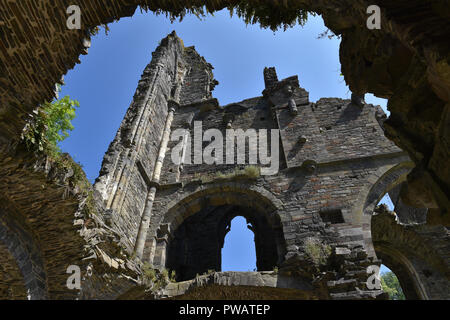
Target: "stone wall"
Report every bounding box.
[0,143,141,299]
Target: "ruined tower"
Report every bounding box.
[92,32,450,299]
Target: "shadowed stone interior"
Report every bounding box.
[166,205,282,281]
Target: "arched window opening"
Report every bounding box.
[374,193,407,299]
[380,264,405,300]
[221,216,257,272]
[378,193,394,211]
[166,204,281,282]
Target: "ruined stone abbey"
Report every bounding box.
[0,1,449,300]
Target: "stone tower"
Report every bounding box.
[94,31,218,254]
[92,32,450,299]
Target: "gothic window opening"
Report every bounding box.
[165,204,282,282]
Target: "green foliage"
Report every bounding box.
[21,87,89,192]
[243,165,260,178]
[161,268,169,280]
[381,271,405,300]
[141,264,172,290]
[43,96,79,151]
[193,165,261,184]
[170,270,177,282]
[142,262,157,282]
[23,86,79,158]
[303,237,332,267]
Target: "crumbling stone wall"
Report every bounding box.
[0,198,48,299]
[0,144,142,300]
[0,242,28,299]
[90,34,450,299]
[372,205,450,299]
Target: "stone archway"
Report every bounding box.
[371,207,450,300]
[145,183,286,280]
[166,204,281,281]
[161,183,283,229]
[358,163,450,299]
[0,205,48,300]
[373,241,425,299]
[0,242,28,299]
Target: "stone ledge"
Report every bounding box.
[157,271,315,299]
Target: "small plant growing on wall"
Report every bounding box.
[215,165,261,181]
[20,85,91,192]
[141,262,157,284]
[170,270,176,282]
[22,85,79,158]
[141,264,172,291]
[303,237,332,268]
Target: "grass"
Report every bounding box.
[141,263,173,290]
[214,165,261,181]
[303,237,332,267]
[191,165,261,184]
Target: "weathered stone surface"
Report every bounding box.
[1,7,449,298]
[372,205,450,299]
[91,34,449,299]
[0,145,141,299]
[118,271,324,300]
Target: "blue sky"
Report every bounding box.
[58,9,392,274]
